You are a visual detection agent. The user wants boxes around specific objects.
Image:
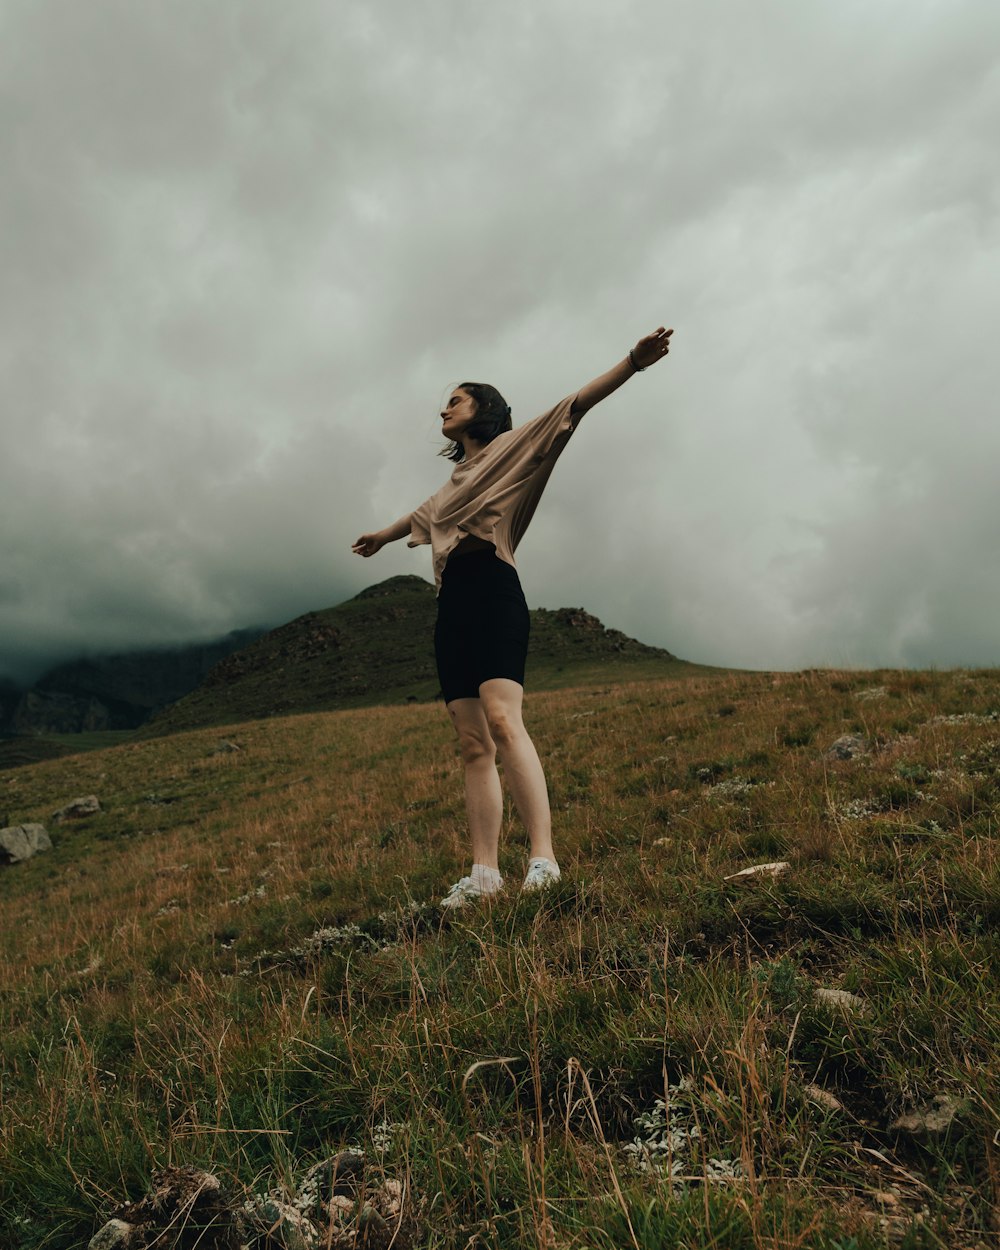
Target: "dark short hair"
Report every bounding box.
[440,382,512,463]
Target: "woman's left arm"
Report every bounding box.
[571,326,674,416]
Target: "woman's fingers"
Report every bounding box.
[632,326,674,368]
[639,327,673,350]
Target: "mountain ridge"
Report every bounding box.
[141,573,683,737]
[0,576,688,767]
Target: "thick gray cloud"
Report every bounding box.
[2,0,998,682]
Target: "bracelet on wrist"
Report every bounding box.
[628,349,645,373]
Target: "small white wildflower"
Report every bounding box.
[371,1119,402,1152]
[708,776,772,801]
[838,798,876,820]
[623,1079,744,1189]
[227,884,267,906]
[704,1156,744,1182]
[929,711,999,726]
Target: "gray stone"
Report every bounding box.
[357,1203,388,1234]
[87,1219,134,1249]
[255,1199,319,1249]
[299,1151,365,1200]
[892,1093,963,1137]
[0,823,52,865]
[825,734,870,761]
[53,794,101,822]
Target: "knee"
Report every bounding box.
[484,708,521,747]
[458,730,496,767]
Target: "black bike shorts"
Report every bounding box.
[434,548,530,705]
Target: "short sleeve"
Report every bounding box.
[506,393,581,464]
[407,497,432,548]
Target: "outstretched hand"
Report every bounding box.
[352,533,384,557]
[630,326,673,370]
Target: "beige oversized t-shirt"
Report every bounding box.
[407,392,583,591]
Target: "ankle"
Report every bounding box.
[470,862,503,890]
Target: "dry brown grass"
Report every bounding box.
[1,666,999,1247]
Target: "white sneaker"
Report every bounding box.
[439,875,503,910]
[521,858,561,894]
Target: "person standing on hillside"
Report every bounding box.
[352,327,674,908]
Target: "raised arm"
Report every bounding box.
[352,512,412,558]
[571,326,673,416]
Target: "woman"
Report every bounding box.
[353,326,673,908]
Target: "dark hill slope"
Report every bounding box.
[1,630,265,736]
[143,575,685,736]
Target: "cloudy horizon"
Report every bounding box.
[3,0,999,686]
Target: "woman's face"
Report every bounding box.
[440,388,477,440]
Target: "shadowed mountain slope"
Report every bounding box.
[1,630,265,737]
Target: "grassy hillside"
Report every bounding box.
[1,666,998,1247]
[141,575,688,738]
[0,731,135,772]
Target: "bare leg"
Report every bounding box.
[446,698,502,870]
[478,678,555,864]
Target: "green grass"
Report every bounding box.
[1,666,998,1247]
[0,732,136,771]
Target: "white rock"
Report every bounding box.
[813,987,866,1013]
[724,861,790,881]
[804,1084,845,1113]
[380,1177,404,1217]
[825,734,870,760]
[328,1194,355,1222]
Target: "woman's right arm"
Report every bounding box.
[351,512,412,557]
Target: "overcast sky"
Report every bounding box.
[2,0,999,684]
